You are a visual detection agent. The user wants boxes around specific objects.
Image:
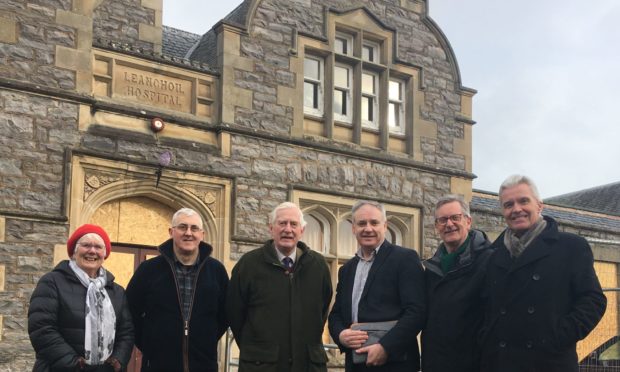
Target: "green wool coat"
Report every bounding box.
[227,240,333,372]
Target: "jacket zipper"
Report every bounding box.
[164,253,208,372]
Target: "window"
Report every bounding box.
[304,213,331,254]
[300,23,416,149]
[362,72,378,128]
[334,65,352,122]
[362,41,379,63]
[338,219,357,256]
[304,56,323,116]
[388,79,405,133]
[387,224,403,246]
[335,33,353,56]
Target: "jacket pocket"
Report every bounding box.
[307,344,328,366]
[239,343,279,371]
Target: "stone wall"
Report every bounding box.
[0,219,67,371]
[0,0,76,90]
[0,90,78,215]
[93,0,158,51]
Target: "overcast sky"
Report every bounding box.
[164,0,620,198]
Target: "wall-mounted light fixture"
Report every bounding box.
[155,150,172,188]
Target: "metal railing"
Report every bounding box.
[223,287,620,371]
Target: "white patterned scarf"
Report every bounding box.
[69,260,116,365]
[503,217,547,259]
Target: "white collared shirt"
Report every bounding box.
[275,246,297,264]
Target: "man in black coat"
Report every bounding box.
[421,195,492,372]
[126,208,228,372]
[328,200,426,371]
[480,175,606,372]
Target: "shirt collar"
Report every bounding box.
[355,241,383,262]
[275,246,297,263]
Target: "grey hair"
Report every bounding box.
[171,208,203,228]
[499,174,541,202]
[73,233,105,258]
[435,195,470,217]
[351,200,387,222]
[269,202,307,227]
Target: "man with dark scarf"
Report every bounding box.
[422,195,492,372]
[480,175,606,372]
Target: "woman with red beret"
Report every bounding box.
[28,224,134,371]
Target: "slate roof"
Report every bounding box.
[162,26,202,59]
[471,191,620,233]
[176,1,250,66]
[223,0,251,28]
[186,29,218,66]
[544,181,620,217]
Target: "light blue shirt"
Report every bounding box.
[351,242,383,323]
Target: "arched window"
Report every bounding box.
[387,224,403,246]
[304,213,331,254]
[338,219,357,257]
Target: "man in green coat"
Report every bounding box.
[227,202,333,372]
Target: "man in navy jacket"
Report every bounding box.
[126,208,228,372]
[329,200,426,371]
[480,175,606,372]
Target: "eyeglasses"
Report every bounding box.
[173,224,203,233]
[78,242,105,250]
[435,214,464,226]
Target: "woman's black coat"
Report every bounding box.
[28,260,134,372]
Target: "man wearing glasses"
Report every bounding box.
[421,195,492,372]
[126,208,228,372]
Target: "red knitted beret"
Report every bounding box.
[67,224,112,259]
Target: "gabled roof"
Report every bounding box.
[182,1,250,66]
[544,181,620,217]
[186,29,218,66]
[471,191,620,233]
[162,26,202,59]
[223,0,251,28]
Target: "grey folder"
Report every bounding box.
[350,320,398,364]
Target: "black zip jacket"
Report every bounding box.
[422,229,493,372]
[126,239,228,372]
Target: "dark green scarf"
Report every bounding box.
[440,235,470,273]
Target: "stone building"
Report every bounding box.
[0,0,617,370]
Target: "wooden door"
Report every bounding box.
[105,244,160,372]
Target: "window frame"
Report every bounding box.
[388,78,405,134]
[333,63,353,123]
[334,32,354,56]
[361,71,379,129]
[362,40,380,63]
[303,55,324,117]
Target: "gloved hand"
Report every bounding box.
[104,357,122,372]
[75,357,87,371]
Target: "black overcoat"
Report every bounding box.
[421,229,493,372]
[328,240,426,372]
[480,216,606,372]
[28,260,134,372]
